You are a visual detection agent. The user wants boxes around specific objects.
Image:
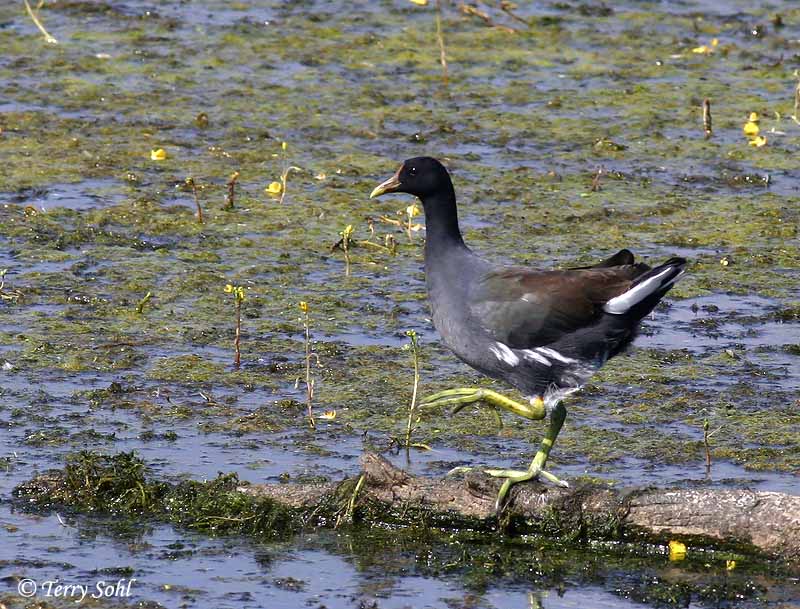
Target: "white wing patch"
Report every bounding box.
[603,267,675,314]
[535,347,578,365]
[489,342,519,366]
[521,349,551,366]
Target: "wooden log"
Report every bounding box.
[240,452,800,560]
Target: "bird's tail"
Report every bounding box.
[603,257,687,320]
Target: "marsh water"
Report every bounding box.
[0,1,799,607]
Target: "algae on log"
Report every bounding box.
[240,453,800,560]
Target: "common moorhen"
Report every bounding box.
[370,157,686,508]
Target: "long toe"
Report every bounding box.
[447,465,476,476]
[539,470,569,488]
[421,388,481,404]
[491,467,569,511]
[483,468,531,478]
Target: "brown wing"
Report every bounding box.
[468,264,645,348]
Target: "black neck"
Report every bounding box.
[421,183,465,255]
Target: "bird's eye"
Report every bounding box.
[409,167,417,176]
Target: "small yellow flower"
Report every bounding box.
[748,135,767,147]
[406,204,421,218]
[409,0,428,5]
[320,410,336,420]
[748,112,759,123]
[225,284,245,300]
[669,540,687,561]
[692,38,719,54]
[266,181,282,195]
[150,148,167,161]
[281,141,287,151]
[726,559,736,570]
[742,121,760,137]
[299,301,308,313]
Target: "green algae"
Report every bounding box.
[14,451,296,538]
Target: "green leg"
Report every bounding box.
[422,387,569,509]
[491,402,568,510]
[421,387,546,420]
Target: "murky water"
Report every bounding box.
[1,0,799,607]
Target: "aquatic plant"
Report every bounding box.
[404,330,422,448]
[299,301,316,429]
[703,418,723,471]
[378,206,423,242]
[405,204,421,241]
[355,221,398,256]
[703,98,712,138]
[792,77,800,124]
[224,284,246,369]
[185,177,204,224]
[336,224,354,275]
[134,291,152,315]
[0,269,23,304]
[266,141,302,205]
[23,0,57,44]
[225,171,239,210]
[434,0,448,85]
[742,112,766,147]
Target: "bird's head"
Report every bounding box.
[369,157,451,202]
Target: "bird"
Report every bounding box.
[370,156,686,509]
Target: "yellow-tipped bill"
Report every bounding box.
[370,172,401,199]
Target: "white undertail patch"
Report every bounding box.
[489,342,519,366]
[603,267,675,315]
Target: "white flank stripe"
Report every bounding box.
[489,342,519,366]
[522,349,551,366]
[603,267,674,315]
[536,347,579,365]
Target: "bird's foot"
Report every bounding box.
[421,387,546,421]
[448,464,569,511]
